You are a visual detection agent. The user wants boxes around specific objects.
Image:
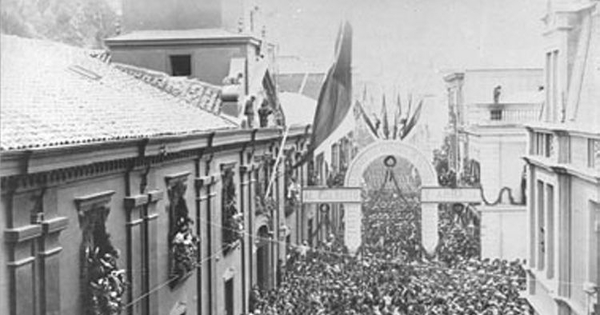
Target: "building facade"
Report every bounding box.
[0,35,311,315]
[523,1,600,314]
[444,68,544,260]
[106,0,280,127]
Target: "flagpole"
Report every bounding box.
[266,125,291,197]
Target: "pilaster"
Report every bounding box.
[556,173,572,298]
[195,157,220,315]
[5,186,69,315]
[124,189,163,315]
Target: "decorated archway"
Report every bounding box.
[302,140,481,254]
[343,141,439,254]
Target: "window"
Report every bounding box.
[170,55,192,77]
[537,180,545,270]
[222,165,241,253]
[490,109,503,121]
[545,50,560,121]
[592,203,600,287]
[225,278,234,315]
[545,52,552,121]
[588,139,600,169]
[331,143,340,171]
[534,132,553,157]
[546,184,554,279]
[552,51,559,121]
[545,133,553,158]
[316,153,324,185]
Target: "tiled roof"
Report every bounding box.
[114,63,224,115]
[0,35,237,151]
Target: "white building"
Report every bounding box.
[523,1,600,314]
[444,68,544,260]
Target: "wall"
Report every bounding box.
[569,176,597,312]
[0,127,310,315]
[110,44,250,86]
[0,196,10,315]
[470,130,527,202]
[152,160,199,315]
[56,174,128,315]
[480,205,527,260]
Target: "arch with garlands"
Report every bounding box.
[303,140,481,254]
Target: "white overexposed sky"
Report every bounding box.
[262,0,547,148]
[263,0,547,94]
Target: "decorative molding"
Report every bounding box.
[222,267,236,280]
[220,162,238,173]
[1,127,310,192]
[124,194,149,209]
[195,174,219,189]
[41,217,69,234]
[4,224,43,243]
[7,256,36,268]
[148,190,164,203]
[221,164,242,254]
[126,218,144,227]
[38,246,63,258]
[74,191,115,214]
[165,172,198,288]
[165,172,191,188]
[239,163,258,174]
[75,189,126,315]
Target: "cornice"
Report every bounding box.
[106,35,262,48]
[1,125,310,193]
[525,122,600,139]
[523,155,600,185]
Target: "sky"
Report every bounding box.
[261,0,548,150]
[105,0,549,148]
[262,0,547,95]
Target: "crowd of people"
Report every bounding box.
[249,191,532,315]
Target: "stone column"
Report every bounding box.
[420,203,439,256]
[343,203,362,254]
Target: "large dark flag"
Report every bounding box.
[310,21,353,151]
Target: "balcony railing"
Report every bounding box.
[466,103,541,126]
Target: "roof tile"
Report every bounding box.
[0,35,237,151]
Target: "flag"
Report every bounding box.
[393,93,402,139]
[381,95,389,139]
[310,21,353,152]
[356,100,378,139]
[401,99,423,140]
[292,21,353,168]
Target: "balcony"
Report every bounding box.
[465,103,542,127]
